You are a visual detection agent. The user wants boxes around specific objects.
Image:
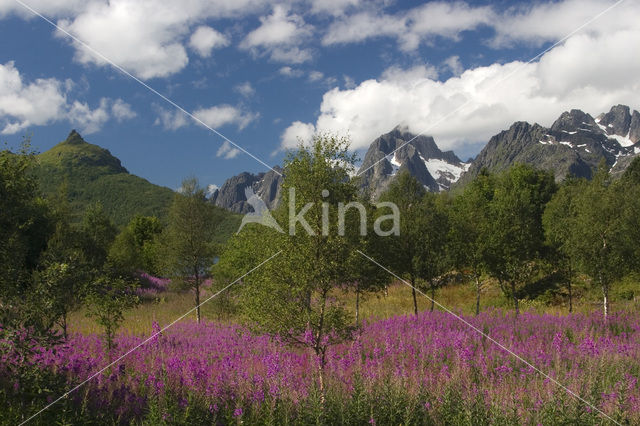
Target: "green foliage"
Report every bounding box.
[542,176,587,312]
[80,202,118,269]
[0,139,57,335]
[85,276,139,351]
[342,197,391,325]
[33,130,174,226]
[32,254,90,340]
[217,134,365,373]
[566,162,635,318]
[109,215,164,276]
[448,168,495,314]
[378,170,450,314]
[159,178,222,323]
[485,164,556,315]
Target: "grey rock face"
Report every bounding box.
[630,111,640,144]
[210,166,283,213]
[458,106,640,187]
[211,106,640,212]
[357,125,468,198]
[597,105,632,138]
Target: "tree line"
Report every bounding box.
[3,136,640,351]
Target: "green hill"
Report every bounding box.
[34,131,241,239]
[34,130,174,226]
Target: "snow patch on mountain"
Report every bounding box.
[422,156,467,182]
[608,132,634,148]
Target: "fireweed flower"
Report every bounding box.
[10,310,639,423]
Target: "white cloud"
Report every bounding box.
[155,104,257,131]
[68,97,136,134]
[0,0,89,18]
[155,108,189,131]
[194,105,257,130]
[322,11,405,46]
[0,61,67,134]
[280,26,640,153]
[67,98,110,134]
[0,61,134,134]
[343,75,356,89]
[241,5,313,63]
[442,56,463,77]
[268,46,313,64]
[308,71,324,82]
[216,140,241,159]
[57,2,190,79]
[322,2,493,50]
[111,98,137,121]
[320,0,635,52]
[492,0,639,47]
[189,26,229,58]
[36,0,270,79]
[310,0,361,16]
[403,2,493,49]
[234,81,255,97]
[280,121,316,150]
[278,66,303,78]
[380,65,439,85]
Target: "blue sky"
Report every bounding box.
[0,0,639,191]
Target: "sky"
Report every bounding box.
[0,0,639,191]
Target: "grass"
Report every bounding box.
[68,275,640,337]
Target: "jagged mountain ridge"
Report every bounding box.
[210,104,640,212]
[209,166,283,214]
[356,125,469,197]
[211,127,468,211]
[457,104,640,186]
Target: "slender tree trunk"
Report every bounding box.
[600,274,609,321]
[316,293,327,405]
[317,353,326,405]
[429,279,435,312]
[511,281,519,318]
[411,276,418,316]
[474,273,481,316]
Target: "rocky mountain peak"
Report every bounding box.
[595,104,640,145]
[210,166,283,214]
[597,104,631,136]
[550,110,597,133]
[457,105,640,187]
[358,126,467,197]
[63,129,86,145]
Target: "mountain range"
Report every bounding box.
[457,104,640,187]
[31,104,640,219]
[213,104,640,210]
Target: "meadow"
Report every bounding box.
[5,278,640,425]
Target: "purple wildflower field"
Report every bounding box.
[135,273,170,299]
[8,309,640,424]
